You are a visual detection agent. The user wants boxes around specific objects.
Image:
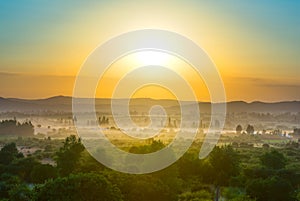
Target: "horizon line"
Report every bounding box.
[1,95,300,104]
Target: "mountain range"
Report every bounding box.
[0,96,300,114]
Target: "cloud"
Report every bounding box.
[229,76,300,88]
[0,72,22,76]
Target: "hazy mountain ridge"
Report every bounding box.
[0,96,300,113]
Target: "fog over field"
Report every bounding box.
[0,96,299,141]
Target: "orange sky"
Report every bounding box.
[0,1,299,102]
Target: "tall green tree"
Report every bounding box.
[55,135,84,176]
[0,143,23,165]
[260,149,286,170]
[208,146,240,201]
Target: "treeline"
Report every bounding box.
[0,119,34,136]
[0,135,300,201]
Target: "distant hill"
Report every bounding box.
[0,96,299,114]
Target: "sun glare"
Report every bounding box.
[133,50,172,66]
[96,49,210,101]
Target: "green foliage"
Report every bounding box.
[30,164,58,183]
[104,171,177,201]
[75,149,106,173]
[242,149,296,201]
[208,146,240,186]
[246,176,293,201]
[178,190,213,201]
[228,196,256,201]
[128,140,165,154]
[222,187,255,201]
[0,135,299,201]
[8,184,33,201]
[0,143,23,165]
[260,149,287,170]
[8,157,40,182]
[55,135,84,176]
[34,173,123,201]
[177,152,202,179]
[297,191,300,201]
[0,174,21,199]
[123,176,173,201]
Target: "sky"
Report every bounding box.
[0,0,299,102]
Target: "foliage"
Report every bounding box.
[104,170,178,201]
[55,135,84,176]
[128,140,165,154]
[246,125,254,134]
[8,157,40,182]
[246,124,254,134]
[8,184,33,201]
[228,196,256,201]
[0,119,34,136]
[208,146,240,186]
[0,143,23,165]
[30,164,58,183]
[177,152,202,179]
[297,191,300,201]
[0,135,299,201]
[127,175,173,201]
[0,174,21,199]
[222,187,255,201]
[236,125,243,134]
[246,176,293,201]
[75,149,106,173]
[34,173,123,201]
[178,190,213,201]
[260,149,287,170]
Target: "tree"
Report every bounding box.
[0,143,23,165]
[0,174,21,199]
[246,176,292,201]
[30,164,58,183]
[34,173,123,201]
[8,157,40,182]
[246,125,254,134]
[260,149,287,170]
[208,146,240,201]
[8,184,33,201]
[113,174,172,201]
[55,135,84,176]
[297,190,300,201]
[178,190,213,201]
[99,116,109,125]
[75,149,108,173]
[236,125,243,134]
[0,119,34,136]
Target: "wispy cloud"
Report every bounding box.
[229,76,300,88]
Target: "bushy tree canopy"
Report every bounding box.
[34,173,123,201]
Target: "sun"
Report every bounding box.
[96,49,210,101]
[132,50,172,66]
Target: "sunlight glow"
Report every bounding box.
[133,51,171,66]
[96,50,210,101]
